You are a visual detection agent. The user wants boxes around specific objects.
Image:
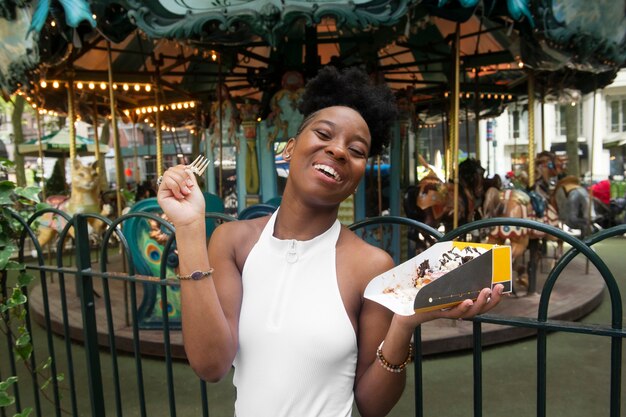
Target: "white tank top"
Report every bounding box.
[233,210,358,417]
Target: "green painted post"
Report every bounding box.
[74,214,106,417]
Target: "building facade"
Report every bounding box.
[480,69,626,183]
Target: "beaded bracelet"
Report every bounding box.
[177,268,214,281]
[376,340,414,373]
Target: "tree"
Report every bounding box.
[9,96,26,187]
[565,103,580,177]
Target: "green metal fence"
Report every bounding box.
[1,210,624,417]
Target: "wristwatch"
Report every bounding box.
[177,268,214,280]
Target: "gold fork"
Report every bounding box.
[187,155,210,176]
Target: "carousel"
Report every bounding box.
[1,0,624,342]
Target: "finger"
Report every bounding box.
[437,299,474,320]
[184,168,198,188]
[480,284,504,314]
[461,286,503,318]
[462,288,493,318]
[162,168,192,199]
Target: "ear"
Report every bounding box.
[72,158,82,170]
[283,138,296,160]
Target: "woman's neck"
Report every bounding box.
[273,197,340,241]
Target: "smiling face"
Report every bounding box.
[283,106,371,207]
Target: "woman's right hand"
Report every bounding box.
[156,166,206,228]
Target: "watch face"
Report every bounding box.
[191,271,204,280]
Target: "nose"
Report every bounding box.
[325,142,348,161]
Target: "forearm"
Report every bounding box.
[176,223,237,381]
[355,316,416,417]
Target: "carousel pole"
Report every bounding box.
[217,53,224,198]
[528,71,536,187]
[474,69,481,161]
[153,59,164,178]
[132,120,140,184]
[34,98,46,200]
[92,99,108,191]
[586,88,597,274]
[451,24,461,229]
[67,73,77,164]
[540,83,546,153]
[106,41,124,218]
[92,100,103,179]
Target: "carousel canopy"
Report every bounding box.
[17,127,109,156]
[0,0,623,127]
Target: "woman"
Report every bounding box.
[157,66,503,417]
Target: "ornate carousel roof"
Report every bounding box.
[0,0,623,126]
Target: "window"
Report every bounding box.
[557,103,583,137]
[609,97,626,133]
[510,109,520,139]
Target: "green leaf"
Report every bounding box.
[10,289,27,306]
[40,377,51,390]
[15,407,33,417]
[37,357,52,372]
[0,190,12,206]
[15,332,30,348]
[0,390,16,406]
[0,248,11,270]
[14,186,41,203]
[0,158,15,168]
[0,181,15,191]
[17,272,35,287]
[15,343,33,361]
[0,376,18,390]
[35,202,52,211]
[4,260,23,271]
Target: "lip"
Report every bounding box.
[312,161,344,183]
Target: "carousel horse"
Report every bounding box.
[483,151,589,291]
[404,158,496,250]
[483,185,533,287]
[36,159,112,252]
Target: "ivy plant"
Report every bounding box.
[0,157,60,416]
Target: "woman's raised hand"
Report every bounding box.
[156,165,206,229]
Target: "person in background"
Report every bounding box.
[157,66,504,417]
[590,178,611,205]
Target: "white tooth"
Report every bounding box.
[315,164,341,181]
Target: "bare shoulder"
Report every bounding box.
[336,226,395,292]
[209,215,271,269]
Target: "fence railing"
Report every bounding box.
[1,209,625,417]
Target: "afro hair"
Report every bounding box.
[297,66,398,156]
